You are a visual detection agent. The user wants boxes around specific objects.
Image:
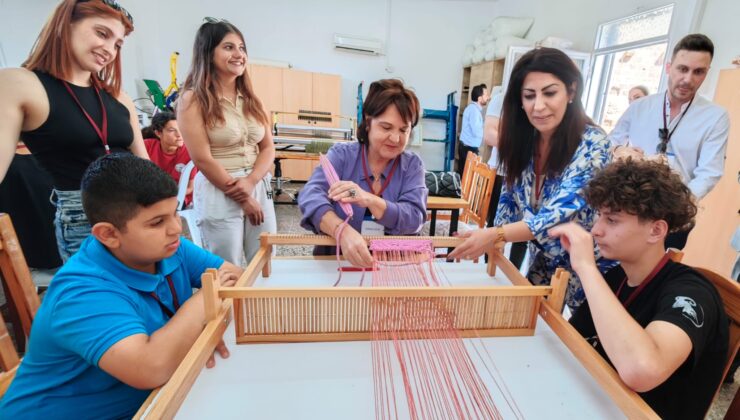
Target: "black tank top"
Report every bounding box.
[21,71,134,190]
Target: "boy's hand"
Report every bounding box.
[206,339,230,369]
[548,222,597,273]
[217,267,238,287]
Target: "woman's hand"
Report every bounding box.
[329,181,375,208]
[240,196,264,226]
[338,226,374,268]
[548,222,597,273]
[447,228,503,260]
[224,177,256,202]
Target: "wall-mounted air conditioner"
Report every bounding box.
[333,34,384,56]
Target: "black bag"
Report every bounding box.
[425,171,461,197]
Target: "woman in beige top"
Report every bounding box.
[178,20,276,265]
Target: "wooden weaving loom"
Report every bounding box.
[135,234,658,419]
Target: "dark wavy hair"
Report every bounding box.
[585,159,697,233]
[498,47,597,188]
[357,79,420,145]
[672,33,714,59]
[82,154,178,229]
[141,111,176,139]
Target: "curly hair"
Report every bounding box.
[585,159,697,233]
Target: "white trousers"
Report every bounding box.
[193,170,276,266]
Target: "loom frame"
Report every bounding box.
[135,234,659,419]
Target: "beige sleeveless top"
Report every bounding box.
[206,94,266,172]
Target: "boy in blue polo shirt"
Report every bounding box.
[0,154,243,418]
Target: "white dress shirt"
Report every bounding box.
[608,92,729,199]
[484,92,505,168]
[459,102,484,148]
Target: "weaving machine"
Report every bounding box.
[271,110,357,201]
[135,234,658,419]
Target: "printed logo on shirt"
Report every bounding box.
[672,296,704,328]
[175,163,186,173]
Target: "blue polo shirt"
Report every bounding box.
[0,236,223,419]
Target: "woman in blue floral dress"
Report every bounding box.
[450,48,615,311]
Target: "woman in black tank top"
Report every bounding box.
[0,0,147,262]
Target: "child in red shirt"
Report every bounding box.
[143,111,195,207]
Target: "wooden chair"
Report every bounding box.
[0,213,41,349]
[460,151,480,202]
[0,310,21,397]
[693,266,740,419]
[459,162,497,229]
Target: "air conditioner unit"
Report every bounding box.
[333,34,384,56]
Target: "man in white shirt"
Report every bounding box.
[608,34,730,249]
[457,84,489,175]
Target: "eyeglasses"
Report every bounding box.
[80,0,134,25]
[657,128,669,154]
[203,17,231,24]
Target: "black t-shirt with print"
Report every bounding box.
[570,261,729,420]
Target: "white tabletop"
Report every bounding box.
[175,259,624,419]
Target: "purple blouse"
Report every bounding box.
[299,142,428,238]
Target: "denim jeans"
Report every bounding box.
[52,189,91,262]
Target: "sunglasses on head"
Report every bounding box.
[657,128,669,154]
[79,0,133,25]
[203,16,231,24]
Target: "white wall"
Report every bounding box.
[697,0,740,99]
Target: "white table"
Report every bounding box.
[172,260,624,419]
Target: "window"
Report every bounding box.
[585,4,674,132]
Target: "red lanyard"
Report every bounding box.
[360,144,399,196]
[149,275,181,319]
[62,81,110,154]
[615,253,671,309]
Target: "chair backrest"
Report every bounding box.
[461,162,497,228]
[176,161,196,211]
[0,310,21,397]
[460,151,481,201]
[0,213,40,340]
[693,266,740,419]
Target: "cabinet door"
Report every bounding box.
[312,72,341,127]
[249,64,284,124]
[282,69,313,125]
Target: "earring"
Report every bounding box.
[568,100,573,104]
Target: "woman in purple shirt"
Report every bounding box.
[299,79,428,267]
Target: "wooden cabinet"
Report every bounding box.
[458,59,505,166]
[281,69,314,125]
[248,64,284,123]
[246,65,342,181]
[683,68,740,276]
[312,72,341,127]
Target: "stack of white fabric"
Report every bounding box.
[462,16,535,66]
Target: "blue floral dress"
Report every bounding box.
[494,125,617,310]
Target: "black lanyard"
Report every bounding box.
[360,144,399,197]
[149,275,180,318]
[659,92,694,153]
[615,253,670,309]
[63,80,110,154]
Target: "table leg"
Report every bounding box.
[448,209,460,254]
[429,210,437,237]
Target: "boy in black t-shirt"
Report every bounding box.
[549,160,728,420]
